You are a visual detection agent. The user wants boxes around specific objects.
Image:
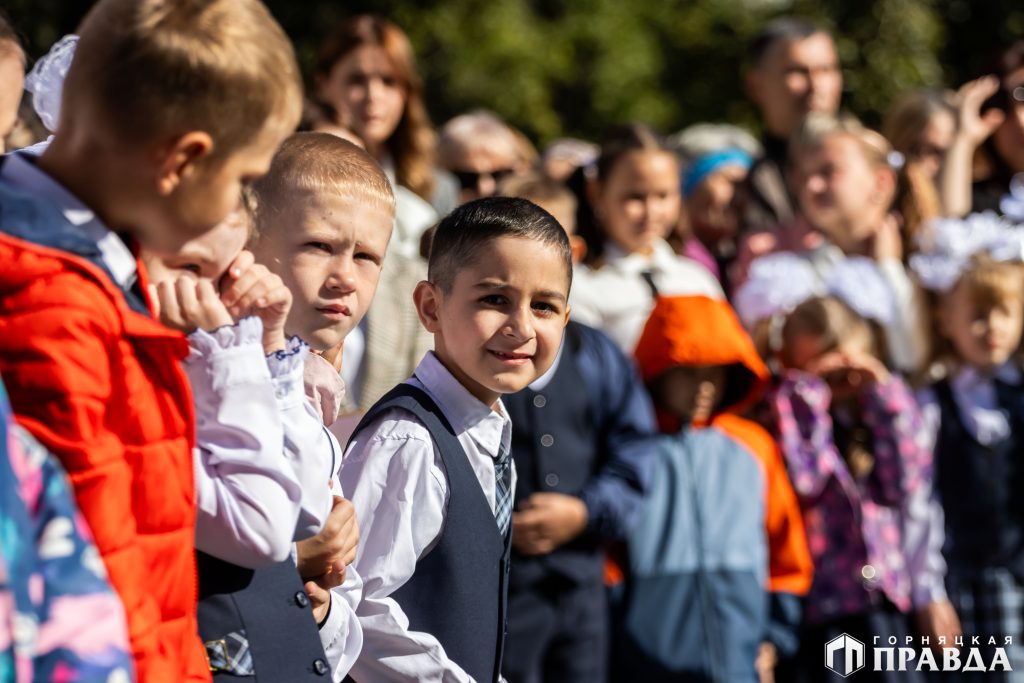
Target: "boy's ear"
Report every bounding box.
[413,280,442,333]
[156,131,215,196]
[569,235,587,264]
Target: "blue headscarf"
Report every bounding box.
[682,149,753,198]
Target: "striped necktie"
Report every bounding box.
[494,441,513,537]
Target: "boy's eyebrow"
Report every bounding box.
[472,280,568,302]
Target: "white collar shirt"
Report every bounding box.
[569,238,722,353]
[338,351,513,682]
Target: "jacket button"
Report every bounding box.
[313,658,329,675]
[540,434,554,447]
[294,591,310,608]
[545,473,560,487]
[533,394,547,408]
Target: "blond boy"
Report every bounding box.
[0,1,300,680]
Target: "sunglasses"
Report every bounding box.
[452,168,517,190]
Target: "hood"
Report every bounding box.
[634,295,768,417]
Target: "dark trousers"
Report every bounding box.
[502,574,608,683]
[777,601,922,683]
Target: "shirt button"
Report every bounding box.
[313,658,329,676]
[860,564,877,582]
[540,434,555,447]
[545,473,560,487]
[294,591,310,608]
[533,394,547,408]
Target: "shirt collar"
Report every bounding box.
[954,362,1022,392]
[1,150,137,290]
[602,238,676,275]
[413,351,511,459]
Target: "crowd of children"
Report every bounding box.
[2,2,1024,682]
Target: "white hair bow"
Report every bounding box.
[24,35,79,133]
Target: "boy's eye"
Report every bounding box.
[532,301,559,314]
[179,263,201,275]
[354,251,381,266]
[480,294,508,306]
[305,242,332,254]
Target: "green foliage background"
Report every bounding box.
[5,0,1023,145]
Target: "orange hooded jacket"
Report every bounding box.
[633,294,814,597]
[0,228,209,682]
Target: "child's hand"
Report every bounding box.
[806,349,889,396]
[915,599,961,654]
[954,76,1005,149]
[756,642,777,683]
[218,251,293,354]
[303,579,332,627]
[869,214,902,264]
[511,493,588,556]
[296,496,359,587]
[152,277,233,333]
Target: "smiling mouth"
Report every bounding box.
[488,349,533,365]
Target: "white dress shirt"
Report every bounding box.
[919,363,1021,447]
[188,318,307,566]
[570,239,723,353]
[336,351,513,682]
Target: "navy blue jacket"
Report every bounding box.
[504,321,657,586]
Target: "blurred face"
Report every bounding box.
[0,48,24,152]
[596,150,681,255]
[141,121,288,255]
[792,134,890,251]
[992,69,1024,173]
[654,366,724,424]
[251,190,393,351]
[447,142,521,204]
[939,279,1024,372]
[416,236,570,408]
[908,110,956,179]
[748,32,842,138]
[687,164,749,245]
[142,208,249,284]
[318,45,407,158]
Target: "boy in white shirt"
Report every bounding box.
[341,197,572,682]
[247,132,396,680]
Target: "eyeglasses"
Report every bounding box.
[452,168,517,191]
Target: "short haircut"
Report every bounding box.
[427,196,572,293]
[438,110,519,169]
[748,17,829,68]
[64,0,302,158]
[247,132,395,240]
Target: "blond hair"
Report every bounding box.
[65,0,302,158]
[248,132,395,239]
[790,112,892,170]
[923,255,1024,376]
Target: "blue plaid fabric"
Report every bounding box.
[946,568,1024,682]
[494,441,512,536]
[205,630,255,676]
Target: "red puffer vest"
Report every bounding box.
[0,233,209,682]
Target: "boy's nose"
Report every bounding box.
[504,306,534,340]
[326,257,357,292]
